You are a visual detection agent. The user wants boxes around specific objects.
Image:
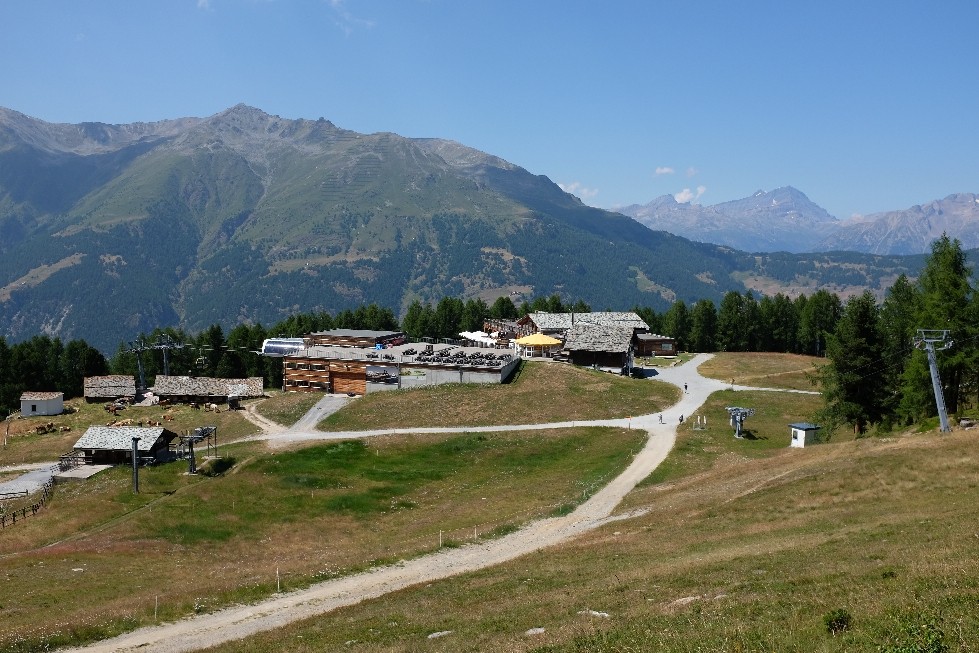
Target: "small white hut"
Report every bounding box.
[789,422,821,448]
[20,392,64,417]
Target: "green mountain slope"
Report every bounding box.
[0,105,937,352]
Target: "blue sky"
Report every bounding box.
[1,1,977,219]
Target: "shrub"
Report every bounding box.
[824,608,853,635]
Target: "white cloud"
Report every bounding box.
[328,0,375,34]
[558,181,599,202]
[197,0,211,9]
[686,167,699,178]
[674,186,707,203]
[655,166,675,176]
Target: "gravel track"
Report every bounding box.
[66,355,727,653]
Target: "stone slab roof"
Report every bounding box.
[563,324,636,353]
[527,312,649,332]
[84,376,136,398]
[20,391,63,401]
[74,426,175,452]
[153,376,263,398]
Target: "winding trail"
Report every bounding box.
[66,355,736,653]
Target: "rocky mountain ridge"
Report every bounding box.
[619,188,979,254]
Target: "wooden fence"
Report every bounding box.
[0,478,54,529]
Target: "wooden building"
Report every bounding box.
[283,355,367,395]
[284,343,520,396]
[634,333,677,357]
[73,426,177,465]
[563,324,637,369]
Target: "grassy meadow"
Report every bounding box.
[0,399,260,466]
[0,425,643,652]
[319,361,680,431]
[199,429,979,653]
[698,351,826,391]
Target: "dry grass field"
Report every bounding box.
[0,425,643,652]
[0,399,261,467]
[319,361,680,431]
[252,391,323,427]
[200,428,979,653]
[698,351,826,391]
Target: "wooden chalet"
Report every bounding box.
[84,375,136,402]
[634,333,677,357]
[73,426,177,465]
[563,324,637,369]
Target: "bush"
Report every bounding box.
[824,608,853,635]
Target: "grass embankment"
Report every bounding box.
[253,391,323,427]
[0,425,643,652]
[319,361,680,431]
[203,429,979,653]
[698,351,826,391]
[0,400,260,466]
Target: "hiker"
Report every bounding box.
[684,382,688,392]
[658,413,663,424]
[679,414,684,423]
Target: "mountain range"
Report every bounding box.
[0,105,964,351]
[618,188,979,254]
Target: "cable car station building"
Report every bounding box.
[283,331,520,396]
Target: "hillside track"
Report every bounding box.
[64,354,749,653]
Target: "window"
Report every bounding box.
[32,404,37,412]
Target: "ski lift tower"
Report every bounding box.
[126,339,152,393]
[152,334,186,377]
[726,406,755,439]
[914,329,953,433]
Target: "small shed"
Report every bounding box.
[73,426,177,465]
[789,422,821,448]
[20,392,64,416]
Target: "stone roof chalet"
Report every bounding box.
[74,426,176,452]
[523,311,649,333]
[153,376,263,399]
[84,375,137,399]
[563,324,636,354]
[20,391,63,401]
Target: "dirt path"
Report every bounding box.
[66,354,734,653]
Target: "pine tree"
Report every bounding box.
[819,291,887,434]
[899,234,976,420]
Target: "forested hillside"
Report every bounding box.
[1,105,954,353]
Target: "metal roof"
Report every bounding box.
[309,329,403,338]
[788,422,821,430]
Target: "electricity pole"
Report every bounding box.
[914,329,953,433]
